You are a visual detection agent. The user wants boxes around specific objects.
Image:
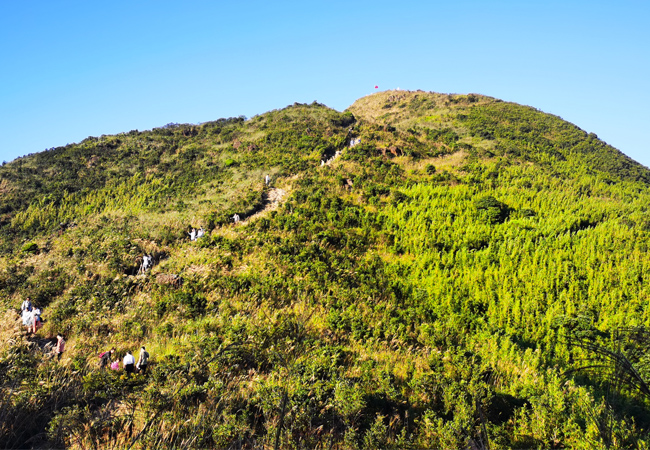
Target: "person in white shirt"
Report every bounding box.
[123,351,136,376]
[139,255,153,275]
[22,308,33,330]
[21,297,32,312]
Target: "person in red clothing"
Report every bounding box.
[29,307,42,334]
[100,348,116,369]
[55,334,65,361]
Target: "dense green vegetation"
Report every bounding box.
[1,91,650,448]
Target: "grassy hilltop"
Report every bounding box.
[2,90,650,448]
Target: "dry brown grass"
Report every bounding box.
[347,90,495,140]
[347,91,440,118]
[395,150,469,175]
[0,308,23,353]
[0,178,13,196]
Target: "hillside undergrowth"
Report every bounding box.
[1,93,650,449]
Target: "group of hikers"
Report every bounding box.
[18,174,269,370]
[189,227,205,241]
[21,297,43,334]
[18,298,150,373]
[99,346,150,375]
[20,299,66,361]
[141,174,274,268]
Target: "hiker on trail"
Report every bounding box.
[189,228,197,241]
[321,160,325,166]
[22,308,34,333]
[30,307,42,334]
[196,228,205,239]
[123,351,136,376]
[139,255,152,274]
[21,297,32,312]
[100,348,116,369]
[232,214,240,224]
[22,307,31,326]
[265,174,270,186]
[136,346,150,374]
[55,334,65,361]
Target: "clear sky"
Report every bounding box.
[1,1,648,166]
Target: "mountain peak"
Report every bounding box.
[348,89,650,183]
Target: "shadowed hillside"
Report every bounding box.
[2,92,650,449]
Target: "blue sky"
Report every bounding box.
[1,1,649,166]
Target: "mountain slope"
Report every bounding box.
[1,92,650,449]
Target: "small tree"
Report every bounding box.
[474,195,510,224]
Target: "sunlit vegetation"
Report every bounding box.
[1,92,650,448]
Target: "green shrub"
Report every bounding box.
[170,291,208,318]
[21,242,39,254]
[474,195,510,224]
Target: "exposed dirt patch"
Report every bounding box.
[266,188,285,205]
[243,188,286,223]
